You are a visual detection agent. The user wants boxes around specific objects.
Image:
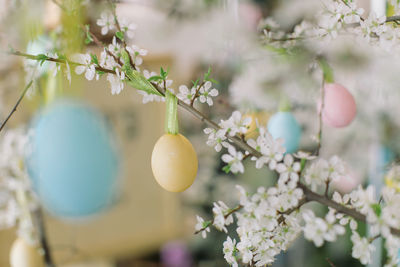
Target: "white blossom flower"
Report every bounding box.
[97,12,115,35]
[223,237,238,267]
[212,201,233,233]
[99,49,119,70]
[108,37,121,57]
[276,154,300,186]
[293,151,317,160]
[303,159,329,190]
[195,215,210,239]
[326,155,346,182]
[203,128,229,152]
[351,231,375,265]
[302,210,328,247]
[177,85,196,105]
[73,53,96,81]
[219,111,252,137]
[199,81,218,106]
[350,185,377,216]
[126,45,147,66]
[222,145,244,174]
[324,208,345,242]
[107,72,124,95]
[119,18,137,39]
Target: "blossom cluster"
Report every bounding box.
[0,127,39,245]
[262,0,400,52]
[15,1,400,266]
[199,116,400,266]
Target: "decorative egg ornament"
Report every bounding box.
[321,83,356,128]
[151,92,198,192]
[267,111,302,153]
[10,238,44,267]
[27,100,119,218]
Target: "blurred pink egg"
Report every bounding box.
[321,83,357,128]
[332,170,361,193]
[239,3,263,30]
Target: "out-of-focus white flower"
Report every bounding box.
[350,185,377,216]
[119,18,137,39]
[223,237,238,267]
[304,159,329,190]
[294,151,317,160]
[351,231,375,265]
[212,201,233,233]
[302,210,328,247]
[195,215,210,239]
[177,85,196,105]
[97,12,115,35]
[73,53,96,81]
[108,37,121,57]
[107,71,125,95]
[126,45,147,66]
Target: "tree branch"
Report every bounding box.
[34,208,55,267]
[8,49,400,239]
[194,205,243,235]
[298,183,400,236]
[0,80,33,133]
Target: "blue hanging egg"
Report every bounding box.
[267,111,301,154]
[27,100,119,218]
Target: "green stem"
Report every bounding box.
[165,91,179,135]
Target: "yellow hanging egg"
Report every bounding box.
[10,238,44,267]
[151,134,198,192]
[244,111,271,140]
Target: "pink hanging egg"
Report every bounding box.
[321,83,356,128]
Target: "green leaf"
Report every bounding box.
[115,31,125,41]
[202,220,212,228]
[160,67,169,80]
[204,66,212,80]
[208,78,219,84]
[318,58,334,83]
[125,68,162,96]
[222,165,231,174]
[96,70,105,76]
[90,54,99,65]
[36,54,49,61]
[84,25,93,44]
[371,203,382,217]
[148,75,163,82]
[192,79,199,88]
[300,158,307,172]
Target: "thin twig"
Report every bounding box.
[190,80,205,106]
[107,0,136,69]
[81,25,124,67]
[6,51,115,74]
[315,78,325,156]
[194,205,243,235]
[35,208,55,267]
[0,80,33,133]
[326,257,336,267]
